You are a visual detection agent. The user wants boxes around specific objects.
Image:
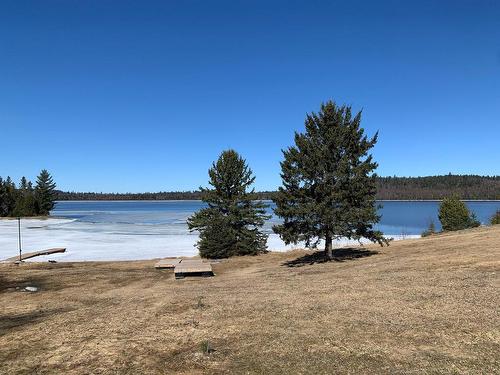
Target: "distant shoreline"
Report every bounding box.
[52,199,500,203]
[54,175,500,201]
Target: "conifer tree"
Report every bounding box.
[438,196,480,231]
[3,177,17,216]
[35,169,57,215]
[0,177,7,216]
[188,150,270,258]
[273,101,388,259]
[491,210,500,225]
[20,176,28,190]
[14,177,37,216]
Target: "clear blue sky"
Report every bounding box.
[1,1,499,192]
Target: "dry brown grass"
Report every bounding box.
[1,225,499,374]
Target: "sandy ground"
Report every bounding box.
[0,225,499,374]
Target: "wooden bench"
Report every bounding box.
[174,259,214,279]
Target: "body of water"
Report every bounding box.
[0,200,498,261]
[52,200,500,235]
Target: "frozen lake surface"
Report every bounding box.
[0,200,498,261]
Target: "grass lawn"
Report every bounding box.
[1,225,499,374]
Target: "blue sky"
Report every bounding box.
[1,1,499,192]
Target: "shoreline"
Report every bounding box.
[4,197,500,262]
[1,225,498,374]
[0,216,420,262]
[3,238,422,264]
[52,199,500,202]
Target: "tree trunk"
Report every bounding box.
[325,232,333,260]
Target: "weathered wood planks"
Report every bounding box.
[154,258,182,269]
[155,258,214,279]
[2,248,66,262]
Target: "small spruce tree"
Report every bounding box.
[421,221,436,237]
[187,150,270,258]
[438,196,480,231]
[490,210,500,225]
[35,169,57,215]
[273,101,388,260]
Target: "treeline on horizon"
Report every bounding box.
[0,170,57,217]
[55,174,500,201]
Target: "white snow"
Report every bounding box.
[0,218,418,262]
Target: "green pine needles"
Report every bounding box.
[438,196,480,231]
[0,169,56,217]
[491,210,500,225]
[35,169,57,215]
[273,101,388,259]
[188,150,270,258]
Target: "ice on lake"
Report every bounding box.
[0,217,413,262]
[1,200,498,262]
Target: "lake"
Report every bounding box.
[51,200,500,234]
[0,200,498,261]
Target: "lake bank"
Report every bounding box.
[1,225,498,373]
[1,200,499,261]
[0,217,418,262]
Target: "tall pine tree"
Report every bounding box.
[14,177,37,216]
[273,101,388,259]
[188,150,270,258]
[35,169,57,215]
[0,177,7,216]
[3,177,17,216]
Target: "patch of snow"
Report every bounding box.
[0,218,419,262]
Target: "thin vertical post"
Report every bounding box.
[18,217,22,261]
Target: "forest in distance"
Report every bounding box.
[55,174,500,201]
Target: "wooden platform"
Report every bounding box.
[2,248,66,262]
[154,258,182,269]
[174,259,214,279]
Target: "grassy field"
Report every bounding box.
[1,226,499,374]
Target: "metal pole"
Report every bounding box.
[18,217,22,261]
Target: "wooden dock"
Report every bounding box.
[2,248,66,262]
[154,258,182,269]
[174,259,213,279]
[154,258,214,278]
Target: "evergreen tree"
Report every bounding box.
[20,176,28,190]
[187,150,270,258]
[0,177,7,216]
[491,210,500,225]
[13,177,37,216]
[3,177,17,216]
[421,221,436,237]
[192,214,239,259]
[438,196,480,231]
[35,169,57,215]
[273,101,388,259]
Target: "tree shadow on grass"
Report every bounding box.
[283,247,379,268]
